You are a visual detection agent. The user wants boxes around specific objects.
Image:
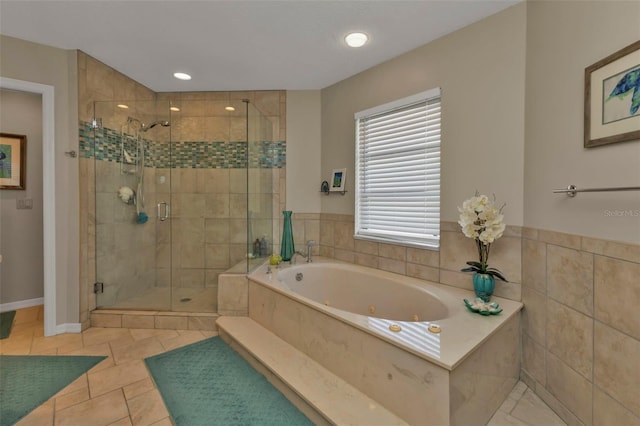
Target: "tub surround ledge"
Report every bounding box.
[248,257,522,425]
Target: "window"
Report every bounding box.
[355,88,441,249]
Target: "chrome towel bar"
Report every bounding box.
[553,184,640,197]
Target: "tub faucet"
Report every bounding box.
[306,240,315,262]
[292,240,316,264]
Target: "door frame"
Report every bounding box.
[0,76,57,336]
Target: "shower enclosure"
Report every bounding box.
[92,98,275,312]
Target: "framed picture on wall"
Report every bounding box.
[330,168,347,192]
[584,40,640,147]
[0,132,27,190]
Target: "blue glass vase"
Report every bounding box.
[473,273,495,302]
[280,211,295,261]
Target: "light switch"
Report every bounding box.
[16,198,33,209]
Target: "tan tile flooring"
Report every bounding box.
[1,306,566,426]
[0,306,215,425]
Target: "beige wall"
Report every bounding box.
[320,4,527,225]
[0,35,79,326]
[524,1,640,245]
[286,90,322,213]
[0,89,44,304]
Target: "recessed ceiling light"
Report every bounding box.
[173,72,192,81]
[345,32,368,48]
[225,106,235,111]
[117,104,129,109]
[170,106,180,112]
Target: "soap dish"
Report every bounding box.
[463,298,503,316]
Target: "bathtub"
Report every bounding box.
[248,257,522,425]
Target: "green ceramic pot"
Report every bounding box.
[472,273,495,302]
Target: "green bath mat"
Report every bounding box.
[0,355,106,426]
[0,311,16,339]
[145,336,312,426]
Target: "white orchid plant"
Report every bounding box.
[457,192,508,282]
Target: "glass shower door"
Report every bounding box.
[93,100,172,310]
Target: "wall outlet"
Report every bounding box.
[16,198,33,209]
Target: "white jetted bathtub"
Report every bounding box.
[248,257,523,425]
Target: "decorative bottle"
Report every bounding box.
[280,211,295,261]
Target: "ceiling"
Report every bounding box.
[0,0,519,92]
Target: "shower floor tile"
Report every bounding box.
[105,286,217,312]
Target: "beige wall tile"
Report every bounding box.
[546,353,593,425]
[522,333,546,386]
[522,238,546,293]
[582,237,640,264]
[406,262,439,282]
[122,315,155,329]
[172,268,205,288]
[229,219,248,244]
[334,221,355,250]
[205,244,231,269]
[594,255,640,340]
[319,219,334,246]
[354,252,378,268]
[439,230,476,272]
[593,386,640,426]
[489,236,522,284]
[594,322,640,417]
[522,286,546,345]
[228,169,247,194]
[188,316,218,331]
[546,299,593,378]
[547,245,593,316]
[538,230,582,250]
[378,243,407,261]
[198,168,230,194]
[407,247,439,267]
[154,316,189,330]
[378,257,406,275]
[205,219,229,243]
[90,313,122,328]
[532,384,583,426]
[205,194,230,218]
[333,248,355,263]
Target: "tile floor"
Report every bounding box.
[1,306,567,426]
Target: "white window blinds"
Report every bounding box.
[355,88,441,249]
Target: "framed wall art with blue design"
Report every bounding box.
[585,40,640,147]
[0,132,26,190]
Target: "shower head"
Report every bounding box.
[141,120,170,132]
[127,116,170,132]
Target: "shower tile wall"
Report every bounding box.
[78,51,286,324]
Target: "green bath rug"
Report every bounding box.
[0,355,106,426]
[0,311,16,340]
[145,336,312,426]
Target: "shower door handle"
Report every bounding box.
[157,202,169,221]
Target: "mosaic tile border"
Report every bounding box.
[79,121,286,169]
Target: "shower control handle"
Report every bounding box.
[157,202,169,221]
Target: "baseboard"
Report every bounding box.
[0,297,44,313]
[56,323,82,334]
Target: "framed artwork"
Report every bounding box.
[0,132,27,190]
[584,40,640,147]
[330,168,346,192]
